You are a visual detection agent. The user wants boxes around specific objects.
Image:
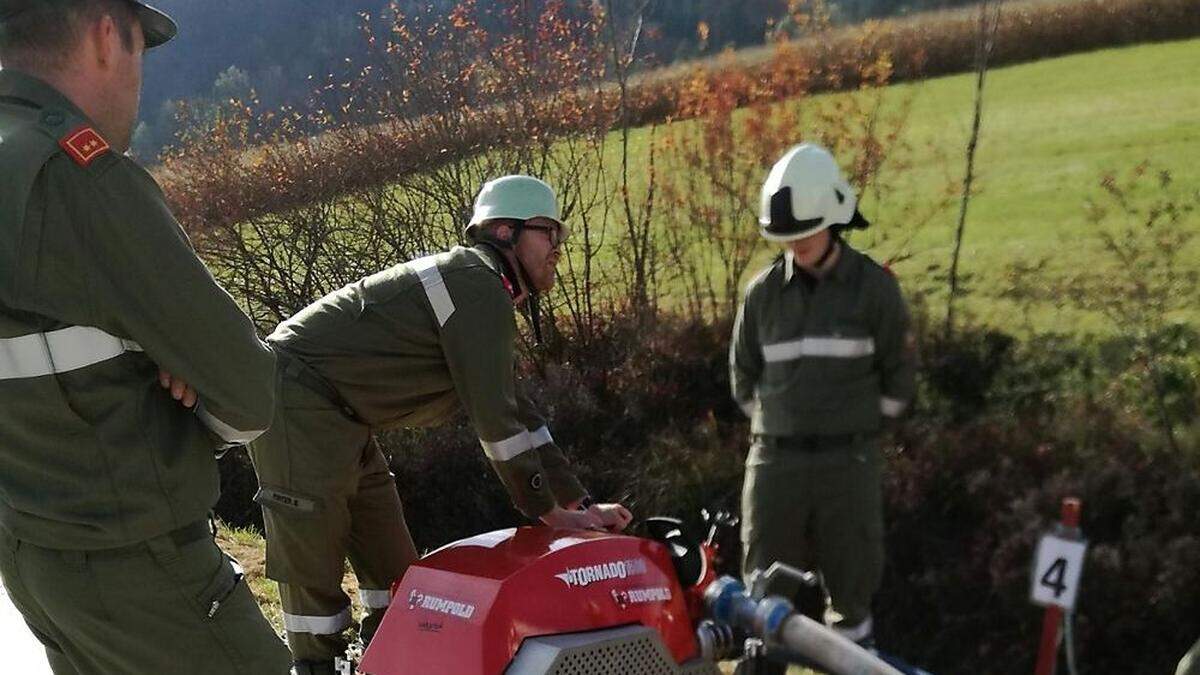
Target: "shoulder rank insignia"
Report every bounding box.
[59,126,110,167]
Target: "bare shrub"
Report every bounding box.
[1003,164,1200,452]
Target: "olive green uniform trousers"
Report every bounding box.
[249,375,418,664]
[740,435,884,631]
[0,523,290,674]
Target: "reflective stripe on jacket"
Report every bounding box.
[730,245,916,436]
[0,70,276,549]
[268,245,586,517]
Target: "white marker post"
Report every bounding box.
[1031,498,1086,675]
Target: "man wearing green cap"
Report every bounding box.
[0,1,290,673]
[731,143,917,670]
[251,175,633,674]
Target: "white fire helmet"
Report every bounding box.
[465,175,570,243]
[758,143,858,242]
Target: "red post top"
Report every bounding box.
[1061,497,1081,528]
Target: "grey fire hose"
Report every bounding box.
[704,576,902,675]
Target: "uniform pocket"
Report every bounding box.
[179,544,292,671]
[254,485,323,516]
[197,555,245,621]
[256,483,347,587]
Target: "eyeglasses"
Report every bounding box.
[524,224,563,248]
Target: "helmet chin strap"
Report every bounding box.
[811,231,841,271]
[474,229,545,345]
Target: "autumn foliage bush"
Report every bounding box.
[156,0,1200,237]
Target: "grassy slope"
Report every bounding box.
[885,36,1200,332]
[615,37,1200,335]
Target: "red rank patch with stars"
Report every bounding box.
[59,126,111,167]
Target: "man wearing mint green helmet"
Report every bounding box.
[731,143,917,671]
[251,175,632,675]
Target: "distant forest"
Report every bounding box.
[135,0,982,157]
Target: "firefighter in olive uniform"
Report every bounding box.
[731,144,917,654]
[251,175,632,674]
[0,1,291,673]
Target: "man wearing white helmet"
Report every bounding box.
[730,144,917,661]
[250,175,632,674]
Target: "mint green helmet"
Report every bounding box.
[466,175,570,243]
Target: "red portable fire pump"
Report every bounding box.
[358,517,902,675]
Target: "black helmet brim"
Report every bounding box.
[131,1,176,49]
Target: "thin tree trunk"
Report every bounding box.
[946,0,1002,337]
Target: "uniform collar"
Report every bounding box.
[0,70,93,124]
[471,243,505,276]
[470,243,521,299]
[782,242,855,287]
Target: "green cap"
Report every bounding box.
[0,0,177,49]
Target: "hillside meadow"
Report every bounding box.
[190,36,1200,338]
[605,36,1200,335]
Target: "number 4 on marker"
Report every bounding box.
[1040,557,1068,598]
[1030,534,1087,611]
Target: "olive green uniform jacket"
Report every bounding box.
[267,244,587,519]
[730,245,915,436]
[0,70,287,674]
[267,245,585,518]
[0,70,275,550]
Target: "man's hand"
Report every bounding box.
[587,503,633,532]
[158,369,198,408]
[540,506,604,531]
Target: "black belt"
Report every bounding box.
[86,519,214,559]
[275,348,363,423]
[764,433,864,452]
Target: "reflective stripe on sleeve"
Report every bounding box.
[359,588,393,610]
[480,430,534,461]
[528,425,553,447]
[0,326,142,381]
[195,402,267,445]
[411,255,456,327]
[761,336,875,362]
[282,608,353,635]
[881,396,907,417]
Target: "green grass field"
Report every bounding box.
[877,36,1200,333]
[607,37,1200,335]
